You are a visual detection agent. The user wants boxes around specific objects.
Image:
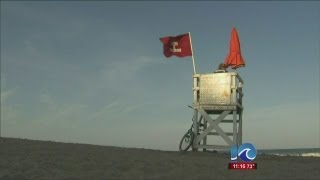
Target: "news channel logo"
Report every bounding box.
[231,143,257,162]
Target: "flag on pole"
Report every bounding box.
[224,27,246,69]
[160,33,192,58]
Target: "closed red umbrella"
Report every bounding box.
[224,27,246,69]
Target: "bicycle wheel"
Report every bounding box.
[179,130,194,152]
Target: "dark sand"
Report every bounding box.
[1,137,319,179]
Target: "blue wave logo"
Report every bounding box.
[230,143,257,162]
[230,144,238,161]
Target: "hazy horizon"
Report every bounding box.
[1,1,319,151]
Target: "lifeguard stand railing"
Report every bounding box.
[192,71,244,151]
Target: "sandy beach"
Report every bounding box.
[0,137,319,179]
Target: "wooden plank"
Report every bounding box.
[236,103,243,110]
[237,74,244,83]
[221,120,239,123]
[196,109,231,144]
[212,122,234,145]
[208,132,234,136]
[197,145,231,150]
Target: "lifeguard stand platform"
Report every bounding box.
[191,71,244,151]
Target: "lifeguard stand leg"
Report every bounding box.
[238,109,243,146]
[192,110,198,151]
[233,111,237,144]
[203,117,207,152]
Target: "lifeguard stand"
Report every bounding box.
[191,71,244,151]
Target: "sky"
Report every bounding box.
[1,1,319,151]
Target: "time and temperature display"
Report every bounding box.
[228,162,257,170]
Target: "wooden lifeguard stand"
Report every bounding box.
[191,71,244,151]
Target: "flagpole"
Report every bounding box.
[188,32,197,74]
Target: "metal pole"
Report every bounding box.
[188,32,197,74]
[190,31,197,151]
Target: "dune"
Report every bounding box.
[0,137,319,179]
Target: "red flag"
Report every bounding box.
[224,27,246,69]
[160,33,192,58]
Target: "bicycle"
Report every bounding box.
[179,120,195,152]
[179,105,204,152]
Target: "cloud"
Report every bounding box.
[32,93,88,126]
[101,56,164,82]
[77,55,165,100]
[1,74,18,104]
[23,40,37,53]
[121,103,150,114]
[244,101,320,149]
[0,89,15,104]
[89,99,120,121]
